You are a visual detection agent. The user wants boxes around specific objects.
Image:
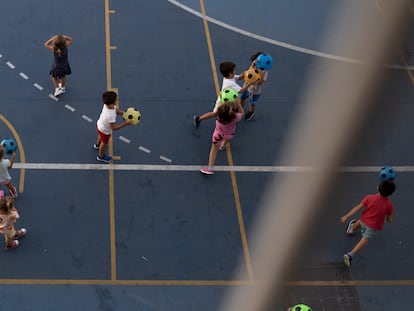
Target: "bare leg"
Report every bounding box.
[61,76,66,88]
[199,111,216,122]
[98,142,107,158]
[350,237,369,255]
[51,77,59,88]
[208,143,219,168]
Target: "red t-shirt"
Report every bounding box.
[360,193,394,230]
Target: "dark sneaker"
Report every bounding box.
[193,115,201,128]
[346,219,357,235]
[6,240,19,250]
[343,253,353,268]
[15,228,27,239]
[200,167,214,175]
[97,155,112,163]
[93,144,100,150]
[244,111,255,120]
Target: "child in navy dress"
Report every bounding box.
[44,34,73,97]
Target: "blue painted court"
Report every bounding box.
[0,0,413,310]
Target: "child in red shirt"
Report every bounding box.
[341,180,395,267]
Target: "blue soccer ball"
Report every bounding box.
[255,53,273,70]
[378,166,396,181]
[1,138,17,155]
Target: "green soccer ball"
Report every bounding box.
[291,304,312,311]
[220,88,239,104]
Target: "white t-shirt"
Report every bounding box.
[0,159,11,183]
[97,105,117,135]
[213,75,241,112]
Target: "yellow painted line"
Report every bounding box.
[0,114,25,193]
[199,0,254,281]
[199,0,220,95]
[0,278,255,286]
[288,280,414,286]
[112,155,121,160]
[374,0,414,85]
[105,0,117,281]
[0,278,412,286]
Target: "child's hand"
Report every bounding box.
[340,215,348,223]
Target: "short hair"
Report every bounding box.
[378,180,396,197]
[102,91,117,105]
[219,62,236,78]
[250,51,263,62]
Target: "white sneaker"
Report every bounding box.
[60,87,66,94]
[54,87,64,96]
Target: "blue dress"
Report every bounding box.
[49,47,72,78]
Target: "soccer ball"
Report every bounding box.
[378,166,396,181]
[255,53,273,70]
[122,107,141,125]
[220,88,239,104]
[291,304,312,311]
[244,68,262,83]
[0,138,17,155]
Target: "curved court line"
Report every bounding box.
[168,0,414,70]
[0,114,26,193]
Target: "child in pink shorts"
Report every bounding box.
[200,99,244,175]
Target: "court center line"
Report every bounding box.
[168,0,414,70]
[104,0,117,281]
[199,0,254,281]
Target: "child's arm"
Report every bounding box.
[238,80,255,94]
[110,120,132,131]
[8,153,16,169]
[236,99,244,116]
[44,35,57,51]
[63,35,73,47]
[386,215,393,223]
[341,203,364,223]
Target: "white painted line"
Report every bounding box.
[6,61,15,69]
[82,115,93,123]
[119,136,130,144]
[19,72,29,80]
[33,83,44,91]
[64,104,75,112]
[168,0,414,70]
[48,94,59,101]
[10,163,414,172]
[138,146,151,154]
[160,156,172,163]
[0,54,2,58]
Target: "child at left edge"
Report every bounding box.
[0,195,26,250]
[94,91,133,163]
[0,146,18,198]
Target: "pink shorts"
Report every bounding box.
[97,127,111,144]
[212,130,234,144]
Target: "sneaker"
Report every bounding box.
[15,228,27,239]
[193,115,201,128]
[54,87,64,96]
[346,219,357,235]
[343,253,353,268]
[6,240,19,250]
[9,186,18,198]
[244,111,255,120]
[97,155,112,163]
[200,167,214,175]
[93,144,100,150]
[60,87,66,94]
